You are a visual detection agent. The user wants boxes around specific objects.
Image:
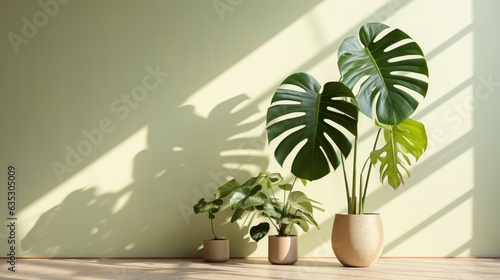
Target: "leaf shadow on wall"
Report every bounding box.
[22,94,267,257]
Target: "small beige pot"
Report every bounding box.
[331,213,384,267]
[268,235,298,265]
[203,239,229,263]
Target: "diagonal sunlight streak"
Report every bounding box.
[425,23,474,60]
[179,1,406,120]
[299,131,475,257]
[383,189,474,255]
[179,3,344,119]
[210,1,430,158]
[19,126,149,241]
[448,239,473,257]
[226,1,477,258]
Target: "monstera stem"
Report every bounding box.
[341,156,351,213]
[350,136,359,214]
[359,128,383,214]
[359,156,371,214]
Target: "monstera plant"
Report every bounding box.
[266,22,429,215]
[266,22,429,267]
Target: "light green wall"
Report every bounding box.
[1,0,499,258]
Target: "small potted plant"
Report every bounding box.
[193,179,240,262]
[229,171,324,264]
[265,22,429,266]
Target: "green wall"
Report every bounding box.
[1,0,499,258]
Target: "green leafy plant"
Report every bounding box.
[229,171,324,242]
[266,22,429,214]
[193,179,240,239]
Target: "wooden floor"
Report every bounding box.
[5,257,500,279]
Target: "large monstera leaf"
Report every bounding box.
[370,119,427,189]
[266,73,358,181]
[338,22,429,125]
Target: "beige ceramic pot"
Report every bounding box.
[331,213,384,267]
[268,235,298,265]
[203,239,229,263]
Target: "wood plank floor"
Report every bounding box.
[4,257,500,279]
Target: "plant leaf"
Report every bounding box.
[287,191,324,214]
[230,207,248,223]
[299,178,308,186]
[264,172,283,186]
[338,22,429,125]
[261,202,282,220]
[299,211,320,229]
[287,192,313,213]
[266,73,358,181]
[193,198,222,217]
[278,183,293,191]
[249,184,263,196]
[250,222,270,242]
[290,217,309,232]
[215,178,241,199]
[370,118,427,189]
[229,187,250,209]
[240,192,268,209]
[193,198,207,214]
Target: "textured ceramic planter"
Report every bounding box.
[203,239,229,263]
[331,213,384,267]
[268,235,298,265]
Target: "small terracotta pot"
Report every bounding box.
[268,235,298,265]
[331,213,384,267]
[203,239,229,263]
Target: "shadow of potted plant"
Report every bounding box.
[193,179,240,262]
[265,22,429,267]
[229,171,324,265]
